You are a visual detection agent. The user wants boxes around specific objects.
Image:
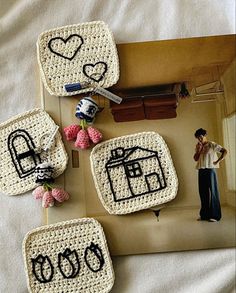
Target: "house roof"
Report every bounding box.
[106,146,158,168]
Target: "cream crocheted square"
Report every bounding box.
[23,218,114,293]
[37,21,119,96]
[0,108,68,195]
[90,132,178,214]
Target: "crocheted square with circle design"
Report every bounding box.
[0,108,68,195]
[90,132,178,214]
[22,218,114,293]
[37,21,120,96]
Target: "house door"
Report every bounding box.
[145,173,162,192]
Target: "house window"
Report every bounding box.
[126,162,142,178]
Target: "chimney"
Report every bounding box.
[111,147,125,159]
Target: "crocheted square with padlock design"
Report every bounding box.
[37,21,119,96]
[90,132,178,214]
[23,218,114,293]
[0,108,68,195]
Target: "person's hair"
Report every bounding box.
[194,128,207,138]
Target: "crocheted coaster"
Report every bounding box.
[37,21,119,96]
[90,132,178,214]
[0,108,68,195]
[23,218,114,293]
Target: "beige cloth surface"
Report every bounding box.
[0,1,235,292]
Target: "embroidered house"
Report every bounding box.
[105,147,167,202]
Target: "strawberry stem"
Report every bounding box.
[43,182,53,191]
[80,119,87,130]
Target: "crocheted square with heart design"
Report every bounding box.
[22,218,114,293]
[90,132,178,214]
[0,108,68,195]
[37,21,119,96]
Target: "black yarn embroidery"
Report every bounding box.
[105,146,167,202]
[32,255,54,283]
[58,248,80,279]
[31,245,105,284]
[35,165,54,184]
[7,129,41,179]
[48,34,84,60]
[82,61,107,82]
[84,242,105,273]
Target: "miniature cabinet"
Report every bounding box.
[110,84,178,122]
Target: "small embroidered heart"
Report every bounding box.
[48,34,84,60]
[83,62,107,82]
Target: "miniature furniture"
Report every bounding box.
[110,84,178,122]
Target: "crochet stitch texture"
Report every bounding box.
[0,108,68,195]
[37,21,119,96]
[90,132,178,214]
[22,218,114,293]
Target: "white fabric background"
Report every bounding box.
[0,0,235,292]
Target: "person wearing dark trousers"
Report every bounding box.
[193,128,227,222]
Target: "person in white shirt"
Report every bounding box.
[193,128,227,222]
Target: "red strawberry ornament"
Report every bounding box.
[33,186,45,200]
[52,188,69,202]
[75,129,90,149]
[64,124,81,141]
[87,126,102,144]
[42,191,54,208]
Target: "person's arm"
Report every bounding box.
[193,143,203,161]
[213,148,227,165]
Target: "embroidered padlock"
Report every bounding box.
[0,108,68,195]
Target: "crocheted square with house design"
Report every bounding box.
[90,132,178,214]
[22,218,114,293]
[0,108,68,195]
[37,21,119,96]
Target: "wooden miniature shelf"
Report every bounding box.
[110,84,178,121]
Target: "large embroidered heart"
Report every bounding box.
[83,62,107,82]
[48,34,84,60]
